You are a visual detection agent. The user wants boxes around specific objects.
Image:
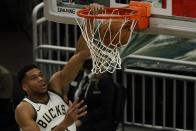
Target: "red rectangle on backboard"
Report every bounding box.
[162,0,166,9]
[172,0,196,18]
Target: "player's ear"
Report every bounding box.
[22,84,28,92]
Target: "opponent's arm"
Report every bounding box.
[15,102,40,131]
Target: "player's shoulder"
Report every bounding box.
[15,101,37,126]
[15,100,35,115]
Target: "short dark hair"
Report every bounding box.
[17,64,39,87]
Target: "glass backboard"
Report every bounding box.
[44,0,196,38]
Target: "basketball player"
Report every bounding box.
[15,34,90,131]
[68,59,122,131]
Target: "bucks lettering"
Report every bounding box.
[37,104,66,128]
[22,92,76,131]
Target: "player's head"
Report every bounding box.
[17,64,48,94]
[17,64,39,86]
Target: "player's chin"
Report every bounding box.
[39,88,48,94]
[39,85,48,93]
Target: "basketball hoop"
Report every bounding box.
[75,1,151,74]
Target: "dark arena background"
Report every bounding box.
[1,0,196,131]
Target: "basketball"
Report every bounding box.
[99,20,132,48]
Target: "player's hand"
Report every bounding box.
[75,120,82,127]
[63,98,87,127]
[87,3,104,14]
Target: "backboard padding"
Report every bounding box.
[172,0,196,18]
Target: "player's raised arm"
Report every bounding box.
[48,3,105,96]
[48,35,90,96]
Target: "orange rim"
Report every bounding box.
[77,7,139,19]
[77,1,151,30]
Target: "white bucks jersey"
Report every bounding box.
[23,91,76,131]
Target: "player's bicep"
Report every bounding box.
[49,50,89,95]
[15,103,40,131]
[49,71,64,95]
[50,54,84,89]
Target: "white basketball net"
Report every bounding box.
[75,10,137,74]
